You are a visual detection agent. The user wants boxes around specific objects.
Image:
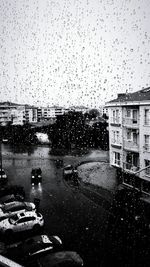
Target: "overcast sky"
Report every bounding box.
[0,0,150,108]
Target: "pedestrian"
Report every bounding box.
[34,198,40,212]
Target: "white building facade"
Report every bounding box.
[24,106,38,123]
[0,103,25,126]
[106,88,150,195]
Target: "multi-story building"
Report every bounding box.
[106,88,150,195]
[68,106,89,114]
[37,106,64,121]
[24,106,38,123]
[0,102,25,126]
[11,106,25,125]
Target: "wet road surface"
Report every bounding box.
[1,144,150,266]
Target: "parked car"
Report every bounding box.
[0,201,36,221]
[34,251,84,267]
[0,211,44,235]
[0,194,24,205]
[0,254,23,267]
[31,168,42,184]
[0,169,8,183]
[0,185,25,199]
[3,235,62,262]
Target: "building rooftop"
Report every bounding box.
[107,87,150,104]
[0,101,22,106]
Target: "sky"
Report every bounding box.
[0,0,150,108]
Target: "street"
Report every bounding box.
[1,144,150,267]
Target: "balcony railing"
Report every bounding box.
[111,138,121,145]
[123,117,139,126]
[111,117,120,124]
[123,162,139,172]
[124,140,139,151]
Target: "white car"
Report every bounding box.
[0,211,44,235]
[0,201,36,221]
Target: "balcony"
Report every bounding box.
[123,162,139,173]
[124,140,139,152]
[111,139,122,149]
[123,117,139,128]
[110,117,121,126]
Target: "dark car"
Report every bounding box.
[31,168,42,184]
[0,185,25,199]
[0,194,24,205]
[3,235,62,263]
[63,165,78,179]
[32,251,84,267]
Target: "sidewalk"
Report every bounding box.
[78,161,117,192]
[64,149,117,204]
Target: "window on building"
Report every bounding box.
[145,109,150,125]
[112,109,119,123]
[144,135,150,150]
[126,153,139,170]
[127,130,132,140]
[113,152,120,166]
[133,131,138,144]
[127,109,131,117]
[112,131,120,143]
[126,129,138,144]
[133,110,138,123]
[145,160,150,176]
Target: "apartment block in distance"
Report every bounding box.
[105,88,150,195]
[0,102,25,126]
[24,105,38,123]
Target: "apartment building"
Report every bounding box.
[25,106,38,123]
[68,106,89,114]
[0,102,25,126]
[37,106,64,121]
[105,88,150,195]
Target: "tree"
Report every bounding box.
[88,109,100,119]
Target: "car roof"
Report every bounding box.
[2,201,24,208]
[17,211,37,218]
[0,194,15,202]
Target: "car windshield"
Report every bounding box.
[9,214,19,224]
[64,166,73,170]
[32,168,41,175]
[0,171,5,175]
